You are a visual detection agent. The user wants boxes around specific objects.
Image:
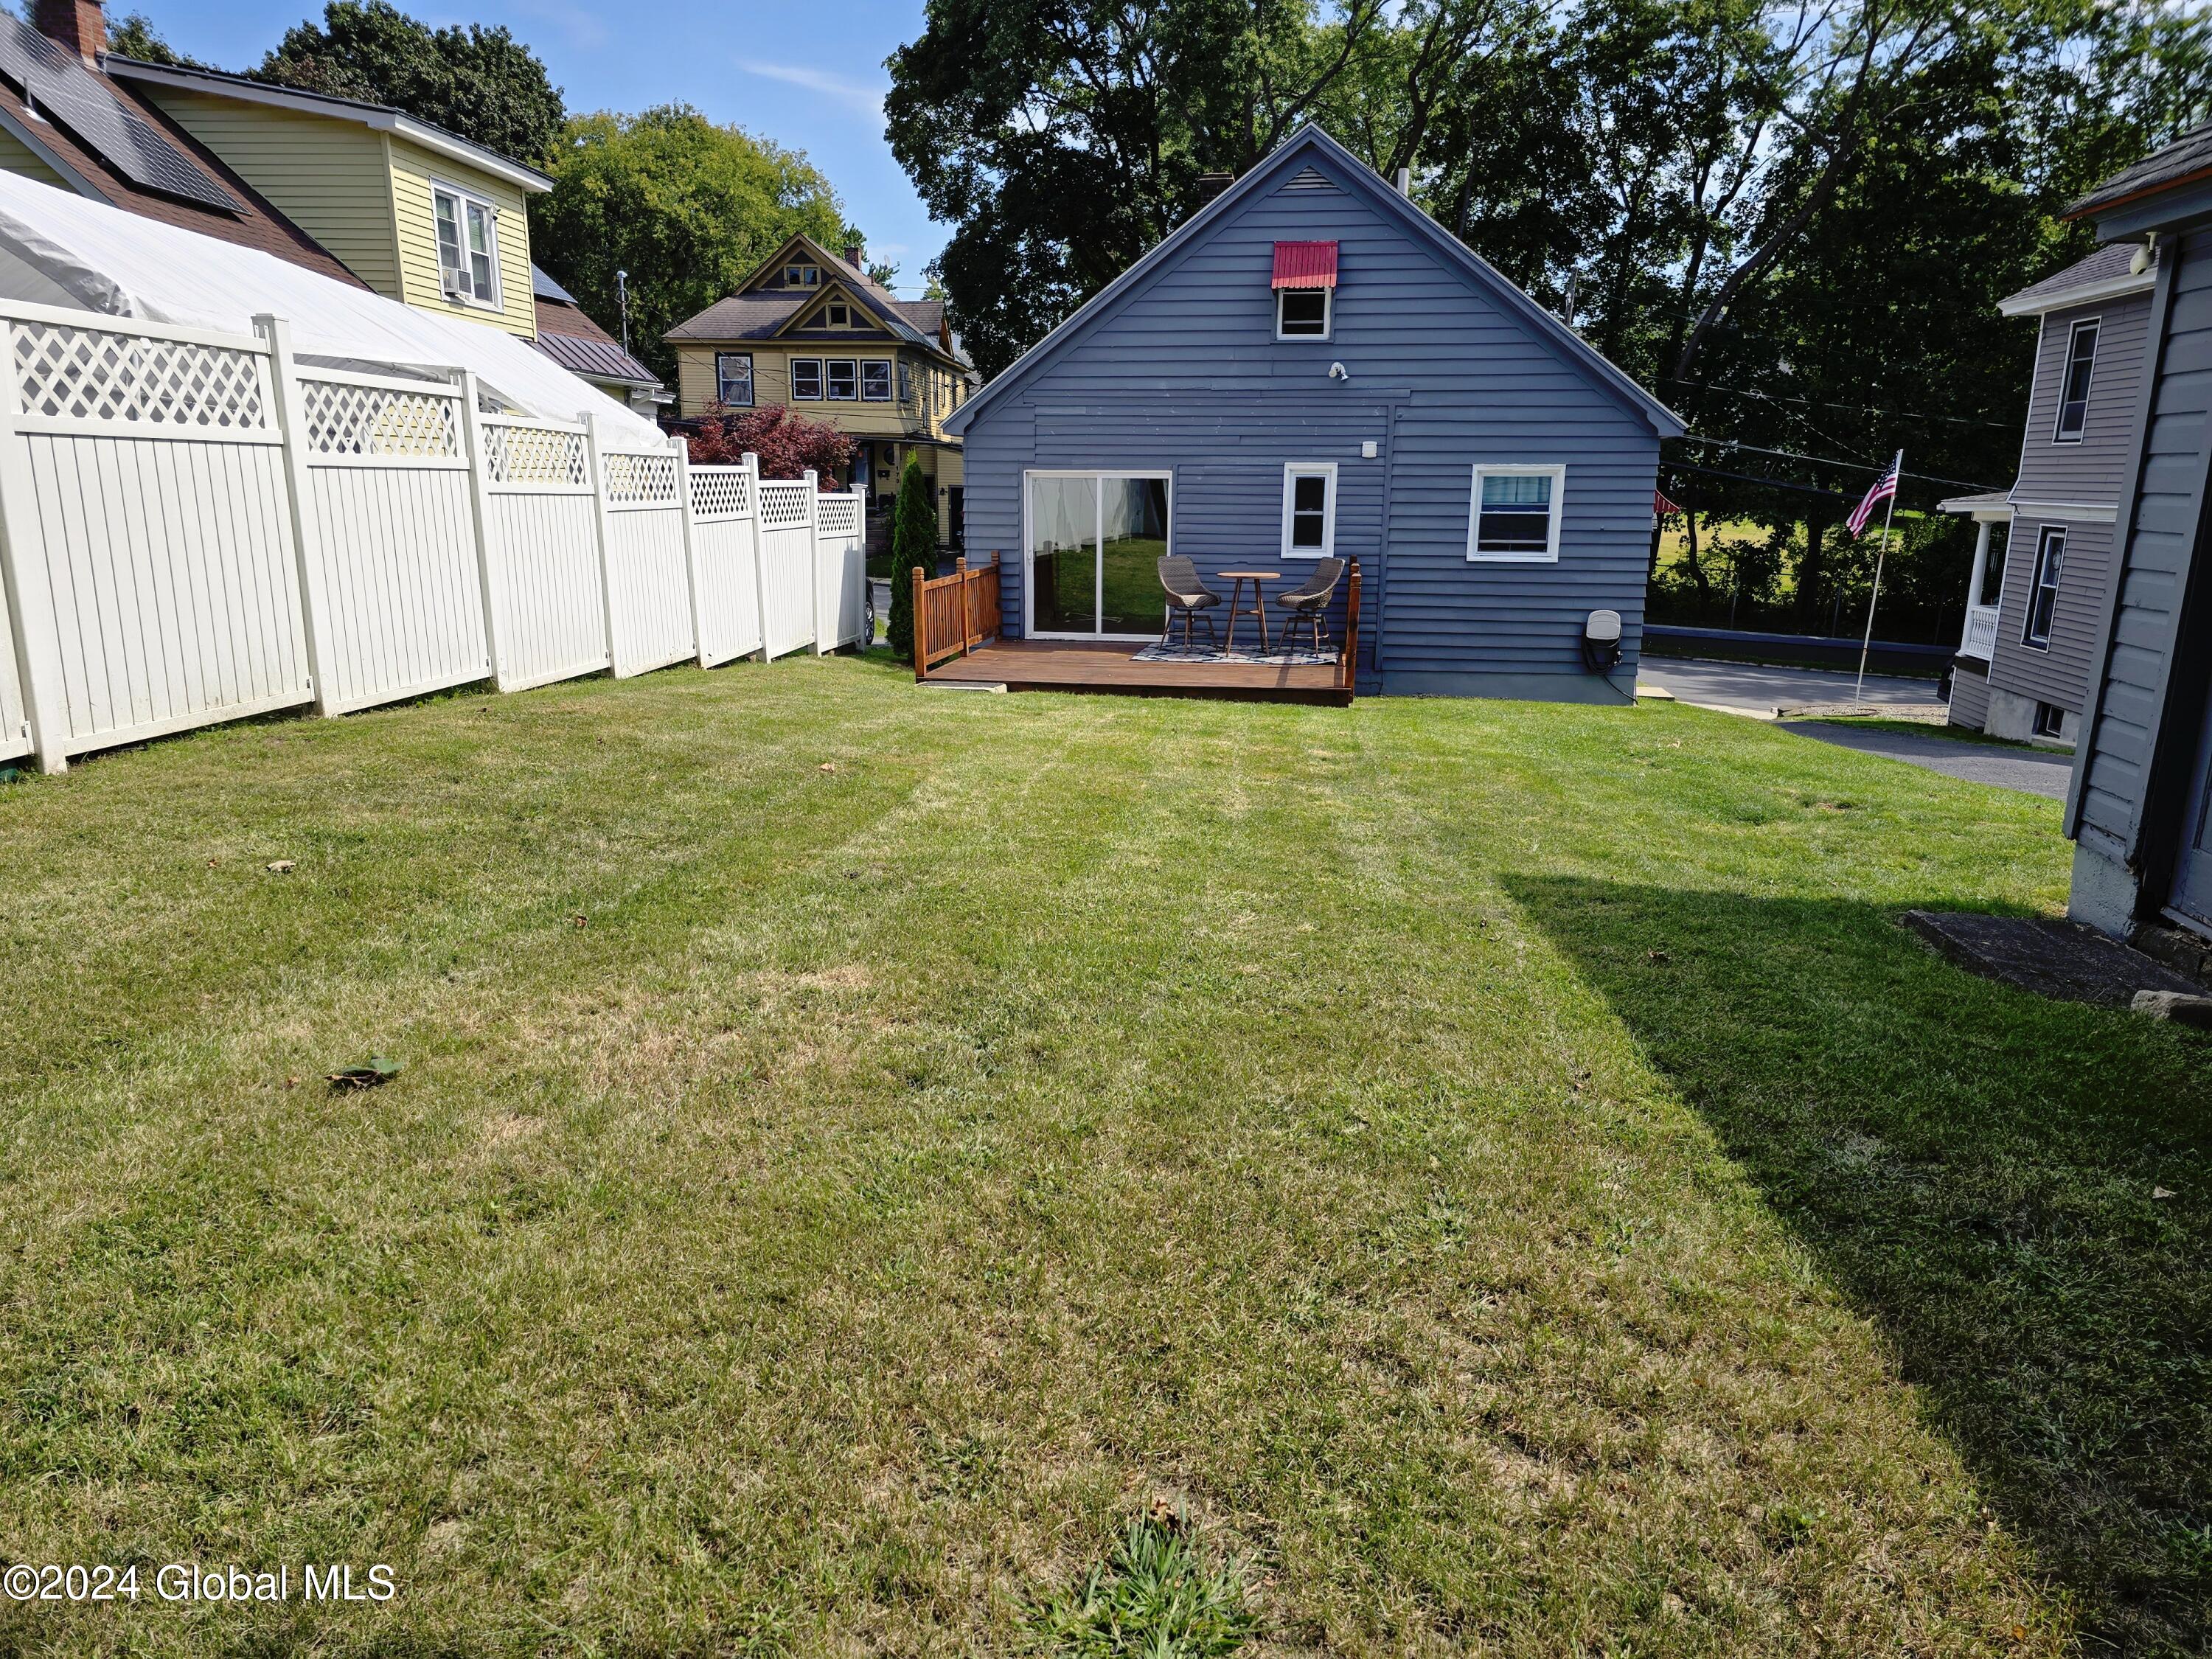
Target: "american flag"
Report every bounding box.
[1846,451,1902,538]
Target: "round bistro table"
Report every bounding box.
[1219,571,1281,654]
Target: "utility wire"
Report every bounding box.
[1662,462,1848,501]
[1674,434,2003,494]
[1664,377,2016,431]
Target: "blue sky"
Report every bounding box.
[129,0,949,296]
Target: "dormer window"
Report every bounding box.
[785,264,821,287]
[433,182,500,309]
[1273,241,1337,339]
[2053,319,2098,442]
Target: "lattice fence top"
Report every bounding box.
[300,377,459,460]
[601,449,678,506]
[484,421,588,487]
[11,318,269,431]
[689,465,752,521]
[758,481,812,529]
[816,495,860,537]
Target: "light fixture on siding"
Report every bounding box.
[1329,361,1349,380]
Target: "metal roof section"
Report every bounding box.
[100,55,552,193]
[1997,242,2154,317]
[944,124,1684,442]
[0,15,233,210]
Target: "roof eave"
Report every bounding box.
[1996,269,2154,317]
[100,56,552,192]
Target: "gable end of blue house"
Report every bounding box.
[944,125,1683,701]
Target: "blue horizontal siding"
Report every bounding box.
[959,140,1660,699]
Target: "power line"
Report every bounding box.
[1664,377,2016,431]
[1674,434,2003,494]
[1662,462,1848,502]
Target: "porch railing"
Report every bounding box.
[914,554,1002,677]
[1960,602,1999,662]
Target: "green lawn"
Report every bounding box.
[1,655,2206,1656]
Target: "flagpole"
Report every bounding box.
[1854,453,1902,703]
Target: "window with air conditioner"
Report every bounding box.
[432,183,500,308]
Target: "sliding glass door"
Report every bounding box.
[1027,472,1171,639]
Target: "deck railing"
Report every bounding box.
[1340,557,1361,692]
[914,554,1003,677]
[911,552,1362,692]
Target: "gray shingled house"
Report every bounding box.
[1940,243,2157,745]
[2054,122,2212,946]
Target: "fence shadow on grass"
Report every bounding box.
[1505,875,2212,1657]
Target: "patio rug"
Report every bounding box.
[1132,641,1338,667]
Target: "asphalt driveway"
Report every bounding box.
[1779,720,2074,799]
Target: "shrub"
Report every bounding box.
[885,455,938,660]
[689,403,853,484]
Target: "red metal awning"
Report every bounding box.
[1272,241,1339,288]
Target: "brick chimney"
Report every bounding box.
[34,0,106,63]
[844,243,863,271]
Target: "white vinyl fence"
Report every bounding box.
[0,299,866,773]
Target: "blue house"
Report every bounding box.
[935,125,1683,701]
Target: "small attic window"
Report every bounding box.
[785,264,821,286]
[1273,241,1337,339]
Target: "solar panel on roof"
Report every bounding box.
[0,16,237,212]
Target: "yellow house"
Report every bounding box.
[102,55,549,340]
[666,234,978,546]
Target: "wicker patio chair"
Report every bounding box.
[1273,557,1346,653]
[1158,555,1223,647]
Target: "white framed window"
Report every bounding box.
[1276,286,1331,339]
[2053,319,2099,442]
[790,358,823,400]
[785,264,820,286]
[2023,525,2065,648]
[1468,465,1565,561]
[1281,462,1337,558]
[431,181,501,308]
[714,352,754,407]
[825,358,858,400]
[861,359,893,400]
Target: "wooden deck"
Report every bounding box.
[925,639,1353,704]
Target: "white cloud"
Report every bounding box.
[737,61,886,116]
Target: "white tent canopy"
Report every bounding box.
[0,169,662,443]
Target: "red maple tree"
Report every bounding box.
[688,403,856,487]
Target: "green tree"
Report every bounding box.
[885,456,937,661]
[531,106,855,387]
[254,1,566,165]
[885,0,1391,377]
